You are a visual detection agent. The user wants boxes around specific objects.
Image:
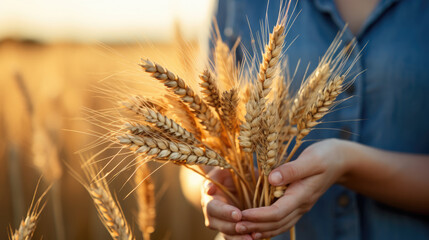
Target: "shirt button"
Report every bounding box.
[337,194,350,207]
[224,27,234,37]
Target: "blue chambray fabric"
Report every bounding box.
[215,0,429,239]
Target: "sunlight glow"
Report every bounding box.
[0,0,215,42]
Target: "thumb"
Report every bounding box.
[269,156,322,186]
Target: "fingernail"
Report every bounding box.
[231,210,240,221]
[254,232,262,239]
[270,171,283,185]
[244,235,252,240]
[238,224,247,233]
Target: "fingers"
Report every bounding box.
[205,217,238,235]
[237,175,322,238]
[251,215,300,239]
[222,234,253,240]
[206,198,241,222]
[203,198,246,236]
[241,192,300,222]
[201,169,243,236]
[269,153,324,186]
[235,208,301,234]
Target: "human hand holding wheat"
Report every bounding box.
[201,168,252,240]
[233,139,349,239]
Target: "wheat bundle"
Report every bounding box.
[109,2,356,239]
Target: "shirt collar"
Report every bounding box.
[312,0,401,38]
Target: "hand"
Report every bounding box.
[235,139,349,239]
[201,168,253,240]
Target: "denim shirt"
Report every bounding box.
[215,0,429,239]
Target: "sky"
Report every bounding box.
[0,0,216,42]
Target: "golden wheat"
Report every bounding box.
[117,134,231,168]
[9,181,49,240]
[80,160,135,240]
[140,59,221,136]
[106,2,356,240]
[199,70,221,110]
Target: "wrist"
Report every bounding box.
[336,139,359,185]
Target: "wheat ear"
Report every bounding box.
[199,70,221,110]
[239,24,286,152]
[296,75,345,141]
[258,25,286,98]
[10,180,49,240]
[164,95,202,140]
[81,161,134,240]
[258,101,281,175]
[140,59,220,136]
[290,63,331,126]
[239,87,262,152]
[10,215,39,240]
[214,39,236,90]
[273,76,345,200]
[117,134,231,168]
[220,88,239,132]
[143,108,200,144]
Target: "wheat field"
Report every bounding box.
[0,39,215,240]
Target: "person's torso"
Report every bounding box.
[216,0,429,239]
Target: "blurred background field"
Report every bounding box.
[0,0,218,239]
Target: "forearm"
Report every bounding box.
[339,141,429,214]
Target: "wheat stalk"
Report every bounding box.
[134,163,155,240]
[15,72,65,240]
